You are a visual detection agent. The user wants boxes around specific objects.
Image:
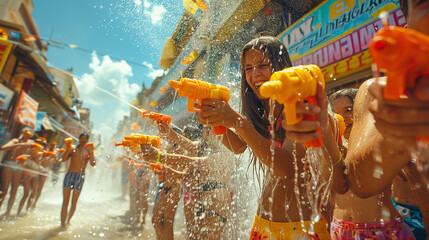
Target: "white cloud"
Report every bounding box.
[142,61,164,79]
[143,0,151,8]
[142,0,167,25]
[134,0,142,6]
[74,53,141,138]
[75,52,141,107]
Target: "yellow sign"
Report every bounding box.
[0,39,13,73]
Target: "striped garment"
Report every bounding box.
[63,172,85,192]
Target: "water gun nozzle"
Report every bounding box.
[374,39,389,51]
[168,80,182,90]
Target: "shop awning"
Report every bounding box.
[12,42,76,116]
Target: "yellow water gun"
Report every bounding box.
[84,142,95,150]
[370,22,429,142]
[259,65,325,148]
[64,137,73,151]
[169,74,230,135]
[335,114,346,145]
[116,134,161,153]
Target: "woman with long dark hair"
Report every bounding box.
[196,36,344,239]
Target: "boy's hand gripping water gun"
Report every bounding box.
[259,65,325,148]
[369,22,429,142]
[168,74,230,135]
[115,134,161,153]
[64,137,73,151]
[335,114,346,145]
[140,108,172,126]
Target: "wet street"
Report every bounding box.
[0,171,186,240]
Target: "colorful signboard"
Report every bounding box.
[14,90,39,128]
[277,0,405,82]
[0,83,14,111]
[0,39,13,73]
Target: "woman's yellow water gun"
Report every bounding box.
[169,74,230,135]
[259,64,325,148]
[369,22,429,142]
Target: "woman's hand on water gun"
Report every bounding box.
[196,99,241,128]
[140,145,160,162]
[149,163,186,181]
[282,83,330,143]
[368,79,429,147]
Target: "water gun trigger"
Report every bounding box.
[187,97,198,112]
[303,96,323,148]
[284,102,304,125]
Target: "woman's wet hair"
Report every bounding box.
[240,36,292,140]
[240,36,292,184]
[328,88,358,105]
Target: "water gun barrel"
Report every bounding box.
[141,110,172,125]
[260,65,324,148]
[16,156,28,164]
[260,80,284,99]
[84,142,95,149]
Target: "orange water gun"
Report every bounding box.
[370,23,429,142]
[149,162,166,181]
[116,134,161,152]
[57,148,66,154]
[259,65,325,148]
[64,137,73,150]
[84,142,94,150]
[141,109,172,125]
[335,114,346,145]
[43,151,56,157]
[31,143,44,152]
[16,156,28,164]
[169,74,230,135]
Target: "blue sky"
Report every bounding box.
[31,0,184,138]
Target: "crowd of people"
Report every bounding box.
[0,0,428,239]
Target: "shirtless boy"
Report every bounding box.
[60,133,95,227]
[0,129,33,216]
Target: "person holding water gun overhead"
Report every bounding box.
[196,36,344,239]
[344,0,429,239]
